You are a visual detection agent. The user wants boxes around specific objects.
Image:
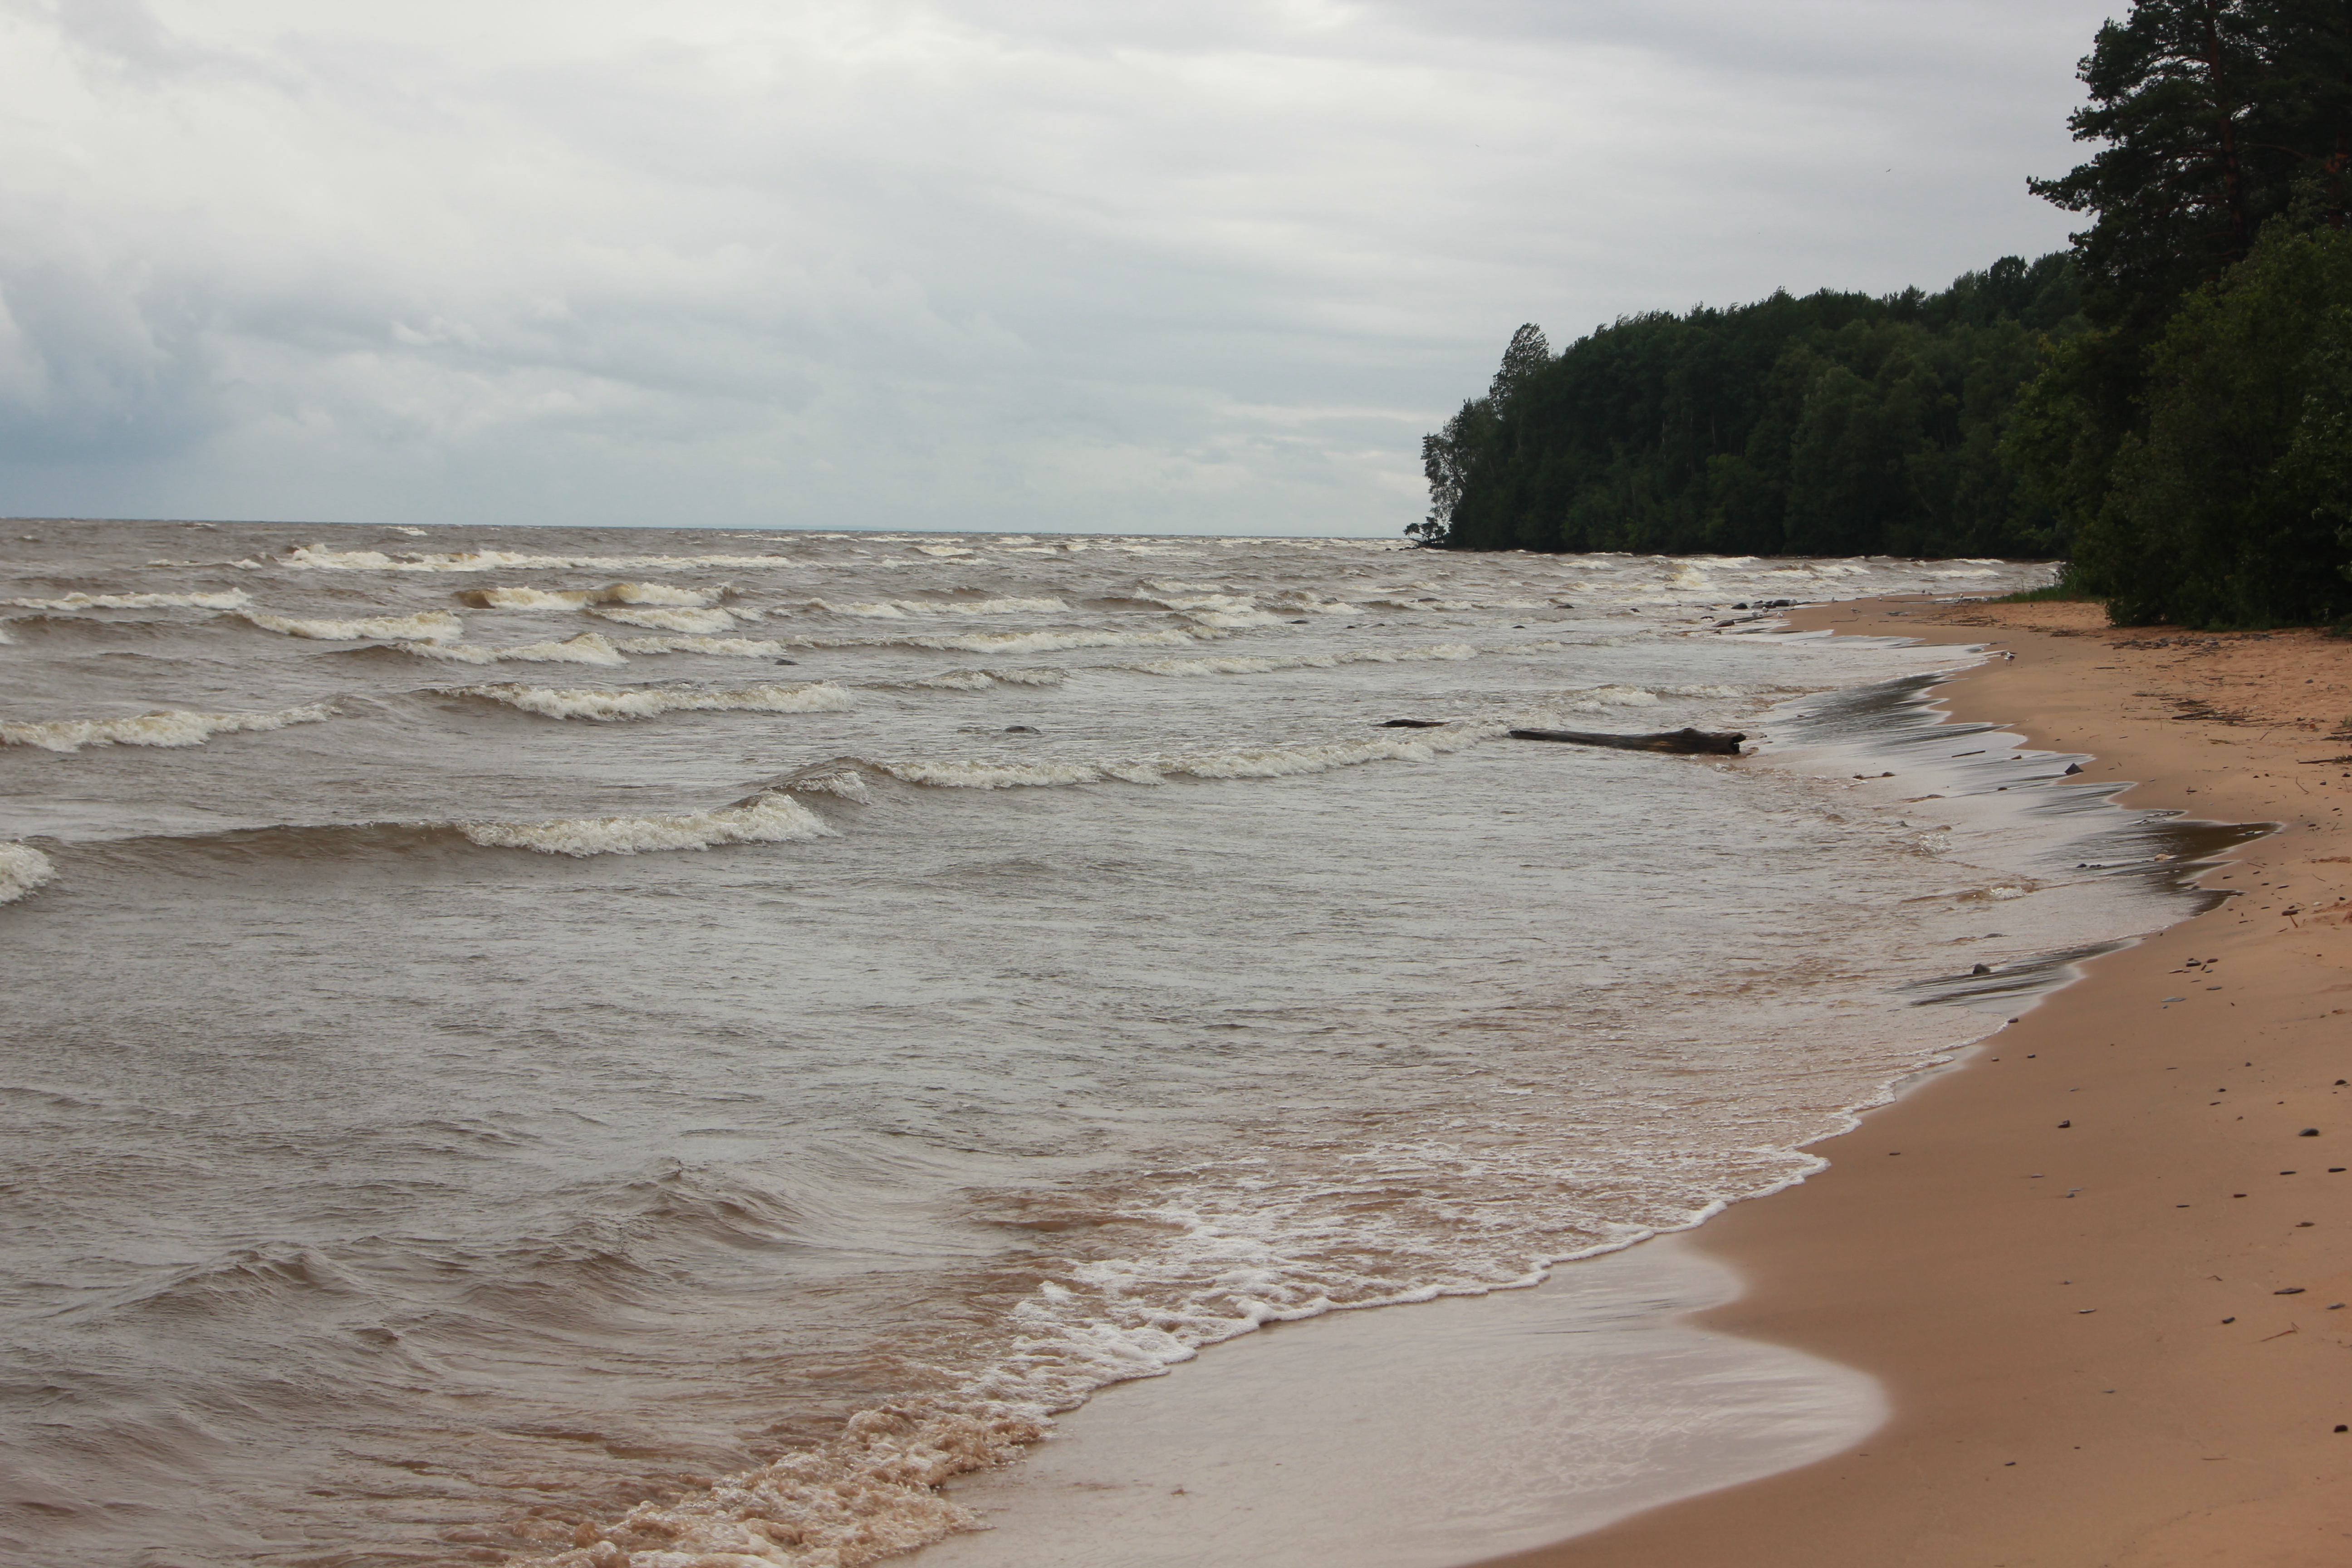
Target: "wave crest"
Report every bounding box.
[0,704,338,752]
[240,609,464,642]
[444,682,853,721]
[8,590,252,611]
[0,842,55,904]
[457,582,726,609]
[263,543,804,573]
[587,606,755,634]
[395,633,630,666]
[608,635,793,658]
[807,597,1069,619]
[458,792,834,856]
[1119,644,1477,677]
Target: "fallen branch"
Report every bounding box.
[1507,726,1747,755]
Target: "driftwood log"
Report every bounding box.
[1507,726,1746,755]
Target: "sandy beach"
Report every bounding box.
[1484,596,2352,1568]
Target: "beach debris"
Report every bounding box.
[2299,1127,2320,1136]
[1972,963,1993,975]
[2059,1120,2072,1127]
[2065,762,2085,774]
[1003,725,1040,734]
[2223,1316,2236,1323]
[2275,1287,2307,1294]
[1507,726,1747,755]
[1376,718,1448,729]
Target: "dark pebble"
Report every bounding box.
[2300,1128,2320,1136]
[2058,1120,2071,1128]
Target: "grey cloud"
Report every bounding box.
[0,0,2112,533]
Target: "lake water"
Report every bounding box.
[0,525,2212,1567]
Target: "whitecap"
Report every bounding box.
[608,635,795,658]
[587,606,751,634]
[445,682,853,721]
[7,590,252,611]
[0,842,57,904]
[459,791,834,856]
[396,633,629,666]
[240,609,465,642]
[261,544,804,573]
[0,704,339,752]
[458,582,726,609]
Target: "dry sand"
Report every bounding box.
[1480,597,2352,1568]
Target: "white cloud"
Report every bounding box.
[0,0,2112,534]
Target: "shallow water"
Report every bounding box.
[0,524,2207,1567]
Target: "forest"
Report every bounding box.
[1420,0,2352,629]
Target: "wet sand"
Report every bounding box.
[1484,598,2352,1568]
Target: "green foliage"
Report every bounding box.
[1993,573,2100,603]
[2070,224,2352,626]
[1417,255,2082,556]
[2004,0,2352,625]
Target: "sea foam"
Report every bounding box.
[264,544,804,572]
[240,609,464,642]
[1117,644,1477,677]
[458,791,834,856]
[0,704,338,752]
[458,582,727,609]
[395,633,630,666]
[587,606,755,634]
[807,597,1070,618]
[444,681,853,721]
[0,842,56,904]
[8,590,252,611]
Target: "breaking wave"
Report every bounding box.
[444,682,854,721]
[1117,644,1477,677]
[864,727,1488,790]
[262,544,805,573]
[882,667,1068,691]
[457,582,727,609]
[0,842,55,904]
[609,635,794,658]
[0,704,338,752]
[805,597,1069,618]
[240,609,465,642]
[587,606,757,634]
[459,791,834,857]
[394,633,631,666]
[8,590,252,611]
[835,627,1211,656]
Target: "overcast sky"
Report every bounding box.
[0,0,2117,536]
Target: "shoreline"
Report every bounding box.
[1481,596,2352,1568]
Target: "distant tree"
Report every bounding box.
[2005,0,2352,622]
[1415,258,2080,558]
[2073,222,2352,624]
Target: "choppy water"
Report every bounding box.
[0,524,2215,1568]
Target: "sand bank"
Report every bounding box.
[1486,597,2352,1568]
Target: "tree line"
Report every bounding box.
[1420,0,2352,629]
